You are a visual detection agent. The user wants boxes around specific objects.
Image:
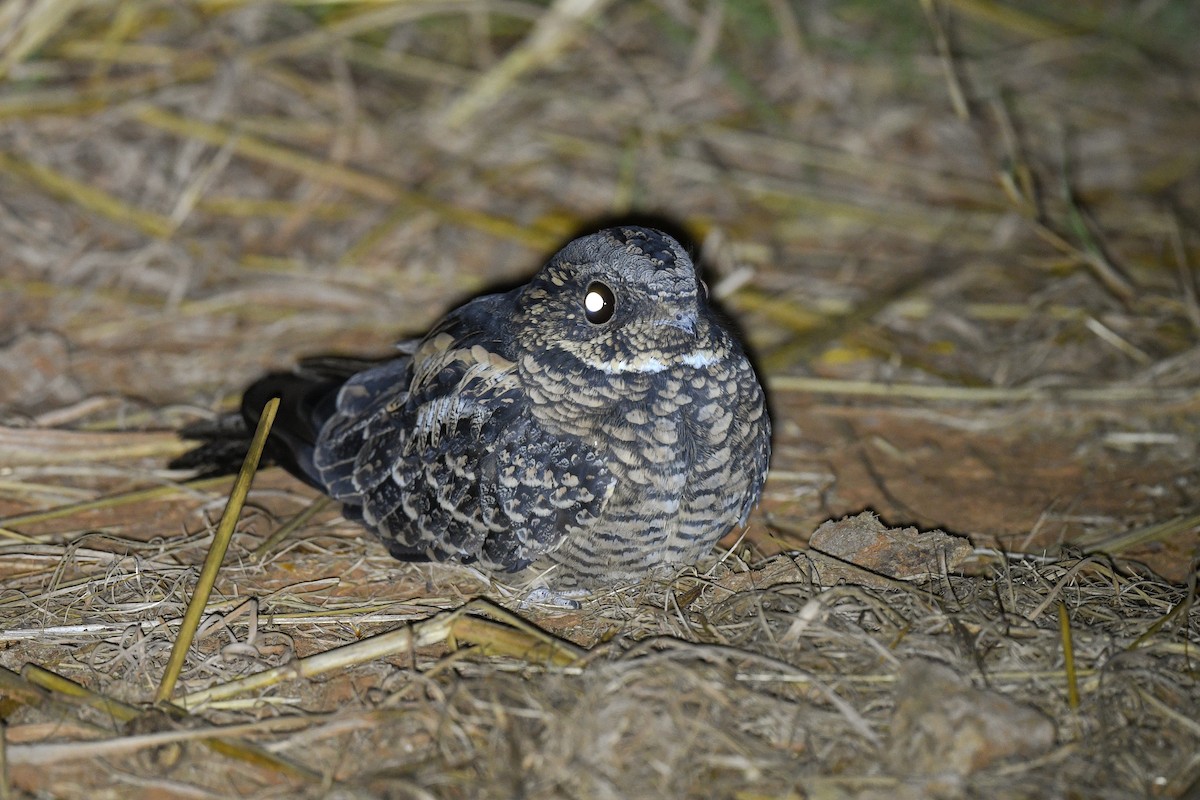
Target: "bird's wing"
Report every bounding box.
[313,291,615,573]
[310,355,413,499]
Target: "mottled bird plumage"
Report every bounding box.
[183,227,770,585]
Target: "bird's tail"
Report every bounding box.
[171,358,372,486]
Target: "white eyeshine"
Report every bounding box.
[585,291,607,314]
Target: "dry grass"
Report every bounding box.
[1,0,1198,798]
[1,510,1197,797]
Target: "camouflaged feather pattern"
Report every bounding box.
[285,227,768,583]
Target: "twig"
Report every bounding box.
[439,0,613,130]
[252,495,333,561]
[156,397,279,703]
[920,0,970,121]
[0,149,174,238]
[767,375,1198,404]
[1057,603,1079,711]
[178,599,586,710]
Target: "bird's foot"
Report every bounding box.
[518,586,590,610]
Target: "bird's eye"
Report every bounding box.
[584,281,616,324]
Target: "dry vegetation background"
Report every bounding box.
[1,0,1199,798]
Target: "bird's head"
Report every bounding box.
[512,226,718,377]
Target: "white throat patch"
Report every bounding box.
[587,348,719,374]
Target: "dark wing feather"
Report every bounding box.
[312,356,413,499]
[171,358,364,480]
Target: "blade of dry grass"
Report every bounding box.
[0,427,191,466]
[439,0,613,130]
[1024,557,1109,623]
[942,0,1076,39]
[540,131,999,245]
[1127,584,1195,651]
[251,495,334,561]
[133,104,561,249]
[767,375,1199,405]
[4,716,322,766]
[1076,512,1200,556]
[21,663,140,721]
[1057,168,1137,304]
[696,123,999,204]
[0,149,175,239]
[156,397,279,703]
[238,0,501,66]
[0,0,86,78]
[0,60,217,120]
[179,598,587,710]
[18,664,322,782]
[921,0,970,121]
[0,475,231,534]
[1057,602,1079,711]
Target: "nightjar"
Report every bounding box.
[180,227,771,585]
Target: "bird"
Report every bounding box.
[177,227,771,586]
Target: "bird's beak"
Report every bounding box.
[656,311,698,335]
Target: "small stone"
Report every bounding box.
[808,512,972,586]
[887,658,1056,779]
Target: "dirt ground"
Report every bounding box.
[1,2,1198,798]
